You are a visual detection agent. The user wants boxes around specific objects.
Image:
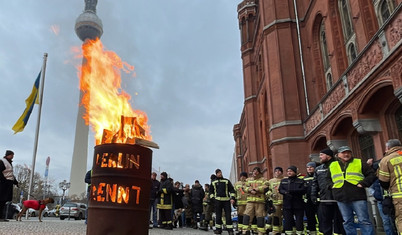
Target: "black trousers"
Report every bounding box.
[283,208,304,232]
[159,208,172,226]
[215,200,233,231]
[0,201,5,219]
[305,201,317,232]
[317,202,345,235]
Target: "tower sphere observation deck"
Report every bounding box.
[75,0,103,41]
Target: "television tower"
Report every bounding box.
[69,0,103,197]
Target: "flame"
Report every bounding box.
[76,38,151,145]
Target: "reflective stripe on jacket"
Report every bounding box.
[234,180,248,205]
[245,176,268,203]
[330,158,364,188]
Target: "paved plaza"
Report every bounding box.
[0,217,216,235]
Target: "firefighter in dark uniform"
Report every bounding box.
[157,172,174,230]
[304,162,318,235]
[210,169,236,235]
[279,166,307,235]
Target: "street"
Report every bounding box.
[0,217,217,235]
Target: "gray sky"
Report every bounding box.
[0,1,243,193]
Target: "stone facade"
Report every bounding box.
[234,0,402,179]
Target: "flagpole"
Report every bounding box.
[27,53,48,203]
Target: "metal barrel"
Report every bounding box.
[87,144,152,235]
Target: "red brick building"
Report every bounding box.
[233,0,402,179]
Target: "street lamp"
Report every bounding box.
[59,180,71,205]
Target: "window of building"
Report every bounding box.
[338,0,354,41]
[348,43,357,63]
[320,21,331,72]
[359,134,376,161]
[374,0,396,26]
[395,105,402,138]
[326,72,333,90]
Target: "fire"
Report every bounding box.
[76,38,151,145]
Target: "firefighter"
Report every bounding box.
[379,139,402,234]
[265,166,284,235]
[156,172,174,230]
[242,167,269,235]
[304,162,318,235]
[210,169,236,235]
[279,166,307,235]
[234,172,248,235]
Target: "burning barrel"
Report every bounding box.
[87,143,152,235]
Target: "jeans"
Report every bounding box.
[150,200,158,227]
[377,201,397,235]
[337,200,374,235]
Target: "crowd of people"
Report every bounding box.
[149,139,402,235]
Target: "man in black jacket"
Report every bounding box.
[190,180,205,229]
[328,146,376,235]
[311,148,345,235]
[210,169,235,235]
[0,150,18,222]
[279,166,306,235]
[150,172,160,228]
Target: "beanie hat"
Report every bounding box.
[320,148,334,158]
[287,165,297,173]
[161,172,167,178]
[215,169,222,174]
[306,162,317,168]
[5,150,14,157]
[240,172,248,178]
[274,166,283,172]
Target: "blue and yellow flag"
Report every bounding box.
[12,72,41,134]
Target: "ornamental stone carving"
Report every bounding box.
[347,41,383,90]
[387,16,402,49]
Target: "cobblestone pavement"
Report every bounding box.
[0,218,221,235]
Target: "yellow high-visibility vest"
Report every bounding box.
[330,158,364,188]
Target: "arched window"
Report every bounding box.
[338,0,354,41]
[381,1,391,22]
[320,21,331,71]
[326,73,333,91]
[374,0,396,26]
[240,17,247,45]
[348,43,357,63]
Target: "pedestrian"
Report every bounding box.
[199,183,211,231]
[311,148,345,235]
[266,166,284,235]
[378,139,402,234]
[84,169,91,224]
[0,150,18,222]
[279,165,306,235]
[304,162,318,235]
[329,146,376,235]
[190,180,205,229]
[210,169,236,235]
[150,172,160,228]
[172,181,184,228]
[234,172,248,235]
[157,172,174,230]
[183,183,193,227]
[241,167,268,235]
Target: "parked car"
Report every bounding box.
[2,203,20,220]
[59,202,86,220]
[27,206,49,217]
